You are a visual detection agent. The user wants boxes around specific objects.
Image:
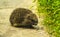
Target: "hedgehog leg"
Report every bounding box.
[32,25,40,30]
[13,23,18,27]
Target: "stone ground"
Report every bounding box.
[0,0,50,37]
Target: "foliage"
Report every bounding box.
[37,0,60,37]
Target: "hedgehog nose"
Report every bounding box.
[33,23,37,25]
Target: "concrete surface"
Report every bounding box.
[0,0,50,37]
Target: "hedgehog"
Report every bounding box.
[9,8,39,29]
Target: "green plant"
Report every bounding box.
[37,0,60,37]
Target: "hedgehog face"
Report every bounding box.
[27,14,38,25]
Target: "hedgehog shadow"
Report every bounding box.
[12,25,36,29]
